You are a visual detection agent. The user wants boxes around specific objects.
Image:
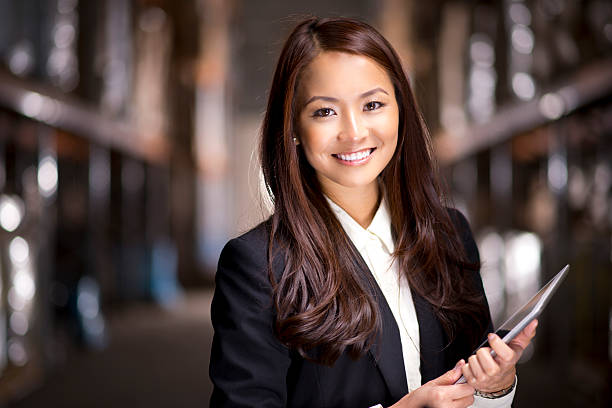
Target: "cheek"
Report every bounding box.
[300,124,335,158]
[372,110,399,144]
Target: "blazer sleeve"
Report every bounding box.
[448,208,480,267]
[448,208,494,336]
[209,234,291,407]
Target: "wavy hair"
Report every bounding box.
[260,16,488,365]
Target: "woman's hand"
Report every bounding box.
[461,319,538,393]
[390,361,475,408]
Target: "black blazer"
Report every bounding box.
[209,209,492,408]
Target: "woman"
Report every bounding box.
[210,17,537,408]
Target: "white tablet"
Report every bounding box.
[455,264,570,384]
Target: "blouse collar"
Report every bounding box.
[325,195,395,254]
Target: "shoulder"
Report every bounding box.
[210,220,292,406]
[221,220,271,263]
[216,219,285,294]
[445,207,479,265]
[446,207,470,233]
[213,221,276,322]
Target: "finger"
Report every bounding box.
[432,361,464,385]
[509,320,538,351]
[488,333,514,364]
[445,383,476,400]
[464,355,485,385]
[476,347,501,376]
[469,353,487,381]
[460,363,474,386]
[454,383,476,399]
[526,319,538,335]
[450,393,475,408]
[428,383,474,407]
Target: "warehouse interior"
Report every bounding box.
[0,0,611,406]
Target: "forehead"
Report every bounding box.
[298,51,394,99]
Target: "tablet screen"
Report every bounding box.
[478,264,569,348]
[455,264,569,384]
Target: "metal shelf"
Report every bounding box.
[0,70,169,164]
[434,58,612,166]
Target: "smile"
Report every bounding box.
[332,148,375,165]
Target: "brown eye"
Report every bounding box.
[313,108,335,117]
[364,101,383,111]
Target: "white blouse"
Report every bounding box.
[326,197,515,407]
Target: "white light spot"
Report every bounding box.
[9,237,30,266]
[8,287,27,311]
[84,315,105,336]
[0,195,24,232]
[21,92,43,119]
[53,22,76,48]
[7,339,28,366]
[13,271,35,301]
[539,92,565,120]
[77,291,99,319]
[38,156,59,197]
[9,312,29,336]
[511,25,535,54]
[548,153,568,192]
[46,47,74,77]
[8,42,34,76]
[470,36,495,67]
[512,72,536,100]
[77,277,100,319]
[509,3,532,25]
[568,166,587,209]
[504,232,542,294]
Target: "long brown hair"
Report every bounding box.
[260,17,488,365]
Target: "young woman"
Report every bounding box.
[209,17,537,408]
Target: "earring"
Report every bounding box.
[293,137,300,145]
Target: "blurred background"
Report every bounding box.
[0,0,610,406]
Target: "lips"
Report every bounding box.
[332,148,376,164]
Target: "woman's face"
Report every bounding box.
[296,51,399,200]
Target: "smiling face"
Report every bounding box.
[296,51,399,202]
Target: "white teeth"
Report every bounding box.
[337,149,372,161]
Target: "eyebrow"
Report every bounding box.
[303,87,389,107]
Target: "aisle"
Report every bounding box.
[11,289,214,408]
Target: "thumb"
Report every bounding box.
[509,319,538,352]
[431,360,465,385]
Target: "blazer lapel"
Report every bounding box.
[411,289,448,383]
[347,244,408,401]
[367,284,409,401]
[343,227,448,391]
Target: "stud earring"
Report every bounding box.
[293,137,300,145]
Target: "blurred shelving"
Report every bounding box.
[435,58,612,165]
[0,70,169,165]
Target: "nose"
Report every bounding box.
[338,108,368,142]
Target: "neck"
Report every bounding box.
[325,182,380,229]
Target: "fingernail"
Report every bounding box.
[488,333,495,341]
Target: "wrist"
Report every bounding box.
[475,375,516,399]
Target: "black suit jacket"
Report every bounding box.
[209,209,492,407]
